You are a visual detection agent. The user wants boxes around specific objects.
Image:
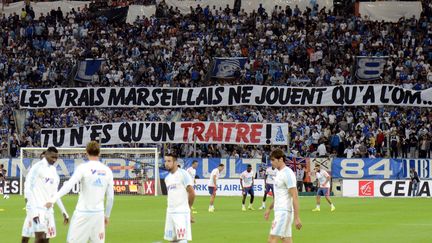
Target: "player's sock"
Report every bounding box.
[178,240,187,243]
[316,205,320,209]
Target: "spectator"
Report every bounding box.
[295,164,304,192]
[317,142,327,158]
[409,168,420,197]
[0,2,431,159]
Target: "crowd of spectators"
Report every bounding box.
[0,0,432,159]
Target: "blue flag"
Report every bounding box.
[211,57,247,78]
[355,56,387,81]
[75,58,106,82]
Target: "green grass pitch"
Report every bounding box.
[0,195,430,243]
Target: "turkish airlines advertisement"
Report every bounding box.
[194,179,266,196]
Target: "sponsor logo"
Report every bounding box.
[176,228,186,238]
[358,181,374,196]
[167,184,178,191]
[93,178,103,187]
[91,169,106,176]
[47,227,55,237]
[379,181,431,197]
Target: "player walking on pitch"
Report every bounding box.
[312,164,335,212]
[21,147,69,243]
[164,153,196,242]
[260,165,277,210]
[264,149,302,243]
[187,160,198,214]
[45,141,114,243]
[240,164,255,211]
[208,164,224,212]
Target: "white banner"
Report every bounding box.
[19,85,432,109]
[359,2,422,22]
[1,1,90,20]
[162,0,333,14]
[194,179,265,196]
[342,180,432,198]
[41,121,289,147]
[126,5,156,24]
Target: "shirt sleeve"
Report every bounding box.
[182,170,194,187]
[56,198,69,218]
[105,171,114,218]
[323,170,330,178]
[286,169,297,189]
[49,165,84,203]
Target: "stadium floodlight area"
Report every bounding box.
[20,147,161,196]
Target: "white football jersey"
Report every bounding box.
[165,168,193,213]
[24,159,59,216]
[240,170,254,187]
[51,160,114,217]
[265,167,277,184]
[207,168,220,187]
[274,166,297,212]
[186,167,196,183]
[316,170,330,188]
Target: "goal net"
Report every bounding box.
[19,147,161,196]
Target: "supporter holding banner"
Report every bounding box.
[19,85,432,109]
[40,122,289,147]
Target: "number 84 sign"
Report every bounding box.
[331,159,404,179]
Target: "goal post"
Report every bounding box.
[19,147,161,196]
